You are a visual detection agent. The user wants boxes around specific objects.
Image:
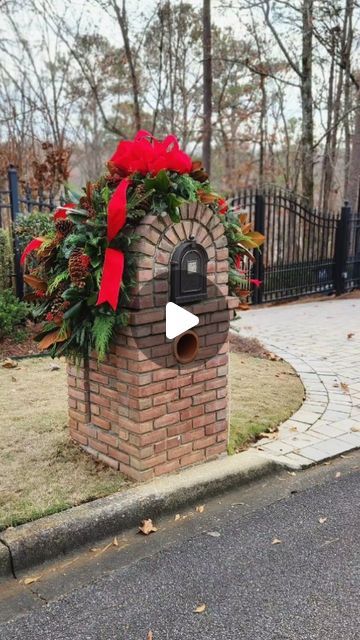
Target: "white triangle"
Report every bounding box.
[166,302,199,340]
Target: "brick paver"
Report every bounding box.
[231,298,360,468]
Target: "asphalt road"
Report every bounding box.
[1,458,359,640]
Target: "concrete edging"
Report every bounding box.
[0,450,279,579]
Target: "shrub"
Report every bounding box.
[0,229,14,290]
[15,211,54,253]
[0,289,30,340]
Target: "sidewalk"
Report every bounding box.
[232,298,360,468]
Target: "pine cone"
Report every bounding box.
[79,196,96,218]
[68,249,90,288]
[55,218,74,237]
[134,184,151,211]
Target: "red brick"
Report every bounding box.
[167,420,192,437]
[193,369,216,383]
[78,423,98,438]
[205,398,227,413]
[194,435,217,450]
[152,344,172,358]
[108,447,131,464]
[168,443,193,460]
[92,415,111,430]
[69,408,89,422]
[206,354,227,369]
[205,378,227,391]
[90,403,100,416]
[217,409,228,421]
[68,387,87,401]
[98,431,119,447]
[154,459,180,476]
[154,441,167,454]
[153,389,179,406]
[192,390,217,405]
[153,368,178,382]
[89,371,109,385]
[133,428,167,446]
[119,463,154,482]
[118,371,152,386]
[98,453,119,470]
[97,363,119,377]
[88,437,108,455]
[217,365,228,377]
[168,397,192,412]
[89,394,110,408]
[68,397,77,409]
[131,452,167,470]
[166,375,192,389]
[205,422,226,436]
[193,413,215,428]
[181,427,205,444]
[181,450,205,466]
[129,381,167,398]
[216,431,228,442]
[181,405,204,420]
[180,383,204,398]
[206,442,226,458]
[76,379,90,391]
[71,430,87,446]
[77,401,89,413]
[154,412,180,429]
[217,387,227,399]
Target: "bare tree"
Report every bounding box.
[202,0,212,173]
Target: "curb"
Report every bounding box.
[0,450,279,579]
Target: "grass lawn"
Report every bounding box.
[229,351,304,453]
[0,349,304,530]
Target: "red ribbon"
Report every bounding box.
[96,248,125,311]
[107,178,131,242]
[20,238,43,265]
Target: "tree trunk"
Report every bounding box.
[202,0,212,174]
[346,88,360,213]
[301,0,314,208]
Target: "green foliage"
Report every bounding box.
[15,211,54,252]
[0,229,13,290]
[92,315,116,360]
[0,289,30,339]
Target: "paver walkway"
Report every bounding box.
[231,298,360,469]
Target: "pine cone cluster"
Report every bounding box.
[68,249,90,288]
[79,196,96,218]
[55,218,74,238]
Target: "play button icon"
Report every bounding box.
[165,302,199,340]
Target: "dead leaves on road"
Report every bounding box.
[194,603,207,614]
[271,538,282,545]
[139,519,158,535]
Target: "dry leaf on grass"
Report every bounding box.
[139,519,158,535]
[319,517,327,524]
[271,538,282,545]
[22,575,41,585]
[2,358,18,369]
[347,333,355,339]
[194,603,206,614]
[196,505,205,513]
[340,382,350,394]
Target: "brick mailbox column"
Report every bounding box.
[68,203,238,481]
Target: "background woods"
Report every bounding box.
[1,0,360,212]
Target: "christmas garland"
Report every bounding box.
[22,131,264,360]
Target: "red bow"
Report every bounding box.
[20,238,43,265]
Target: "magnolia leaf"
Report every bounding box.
[271,538,282,545]
[194,603,206,614]
[23,575,41,585]
[37,329,68,351]
[23,274,47,292]
[139,519,158,535]
[246,230,266,246]
[237,243,256,262]
[241,222,252,235]
[2,358,18,369]
[239,213,248,225]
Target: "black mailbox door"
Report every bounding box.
[171,240,208,304]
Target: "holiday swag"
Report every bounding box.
[22,131,264,360]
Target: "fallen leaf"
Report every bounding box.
[287,471,296,476]
[231,502,245,506]
[194,603,206,613]
[89,542,113,555]
[147,632,153,640]
[22,575,41,585]
[174,514,181,521]
[347,332,355,339]
[139,519,158,535]
[207,531,221,537]
[335,472,341,478]
[271,538,282,545]
[50,363,60,371]
[289,426,298,432]
[11,376,17,382]
[113,537,119,547]
[37,329,68,351]
[340,382,350,394]
[196,505,205,513]
[2,358,18,369]
[319,517,327,524]
[351,425,360,432]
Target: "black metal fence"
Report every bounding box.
[0,166,64,297]
[231,185,360,304]
[1,166,360,304]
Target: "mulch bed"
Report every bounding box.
[0,325,41,360]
